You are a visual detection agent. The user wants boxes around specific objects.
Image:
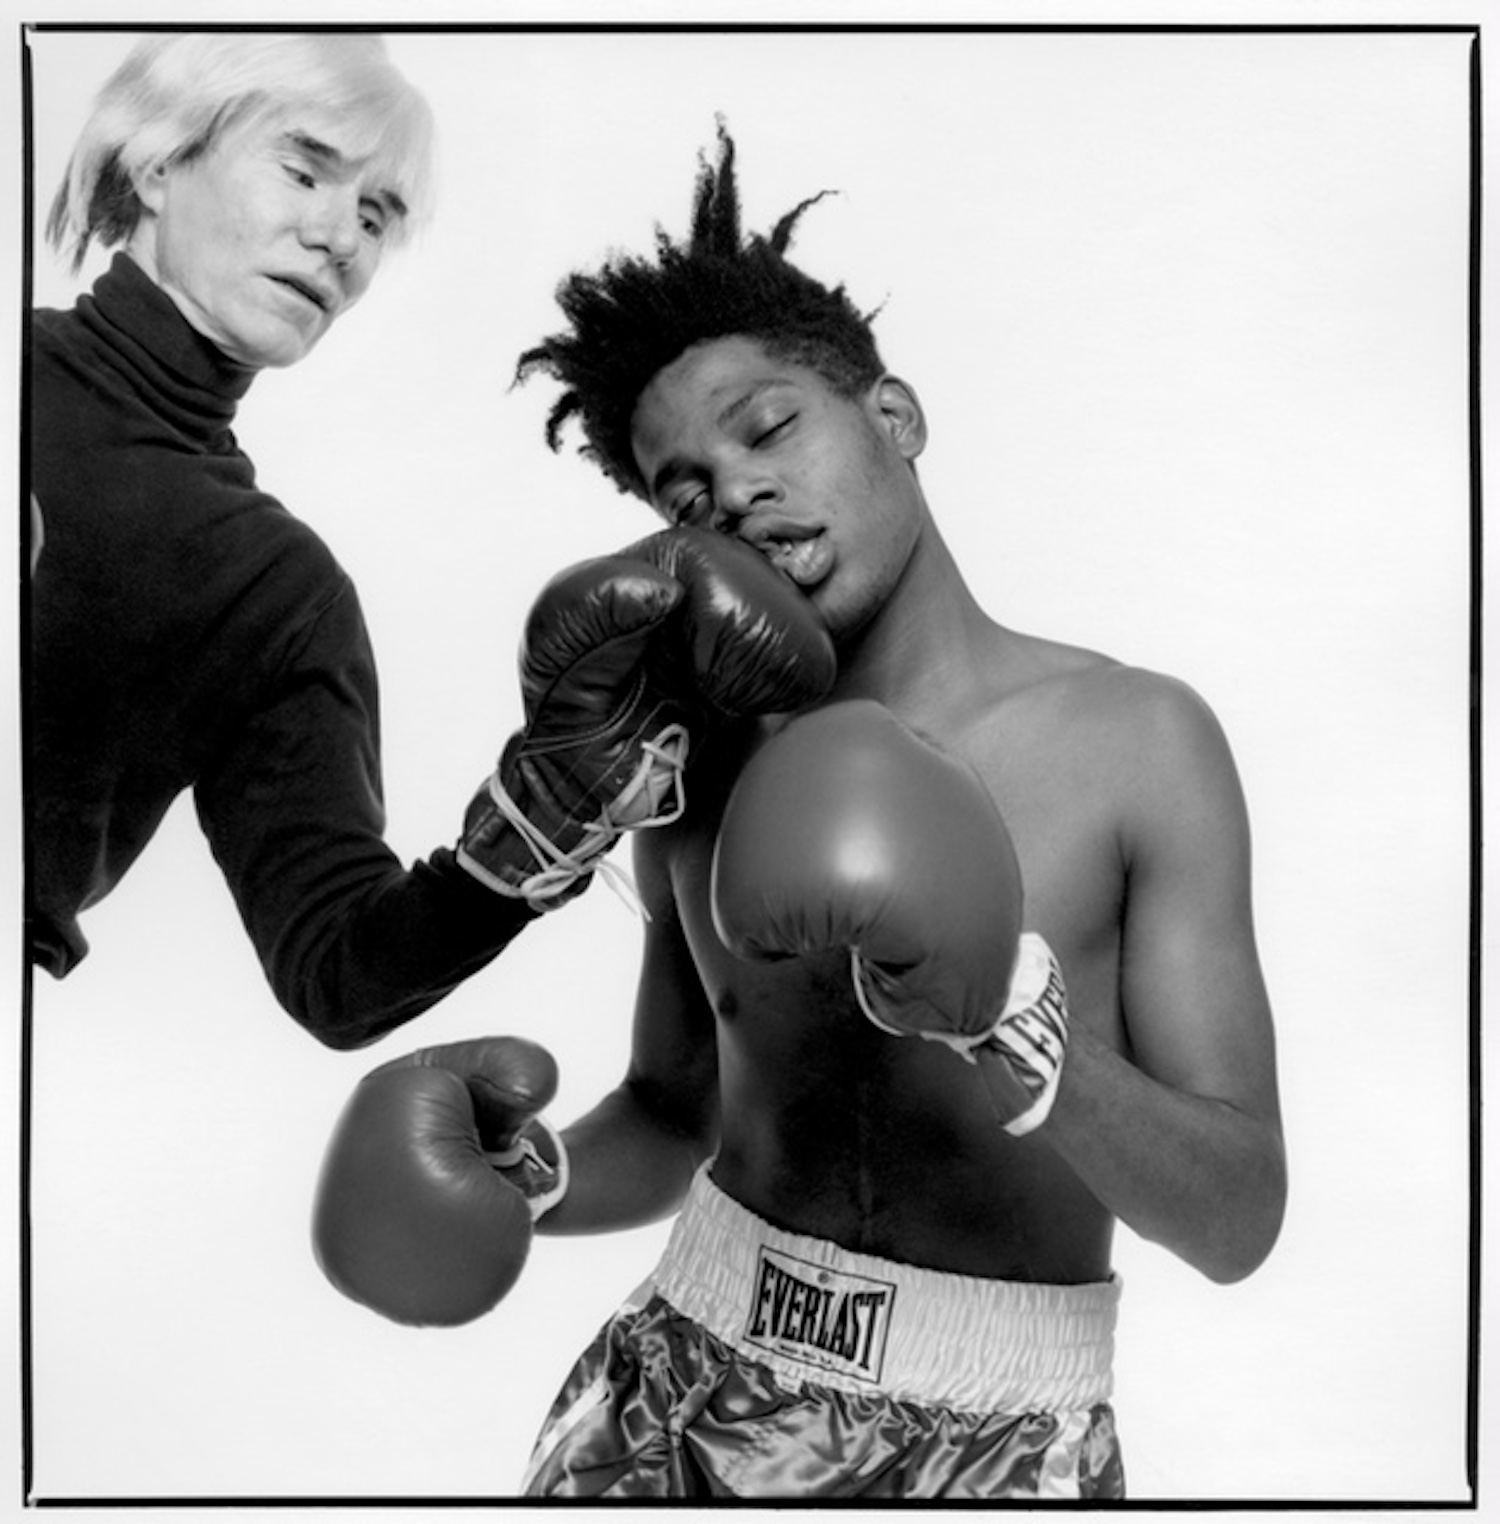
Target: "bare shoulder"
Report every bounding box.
[1018,621,1219,716]
[956,632,1240,805]
[988,631,1220,731]
[1055,656,1226,750]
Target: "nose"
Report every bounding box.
[302,188,362,267]
[713,466,779,533]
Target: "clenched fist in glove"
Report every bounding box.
[312,1036,567,1326]
[458,528,836,909]
[711,700,1070,1136]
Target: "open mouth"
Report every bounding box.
[761,532,833,589]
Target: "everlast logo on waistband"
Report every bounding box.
[744,1247,896,1384]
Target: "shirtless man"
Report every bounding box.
[313,126,1286,1500]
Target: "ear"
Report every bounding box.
[130,159,172,217]
[872,375,928,461]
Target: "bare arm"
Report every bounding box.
[1021,676,1286,1282]
[539,831,721,1236]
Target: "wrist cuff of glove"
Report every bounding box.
[852,935,1059,1062]
[973,934,1070,1136]
[457,770,597,907]
[855,935,1069,1137]
[457,723,691,914]
[485,1114,570,1220]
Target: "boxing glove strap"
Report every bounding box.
[485,1113,570,1221]
[973,935,1069,1136]
[855,934,1070,1137]
[457,724,690,914]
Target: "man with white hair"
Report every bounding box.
[29,34,832,1046]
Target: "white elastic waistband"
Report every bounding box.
[651,1165,1119,1414]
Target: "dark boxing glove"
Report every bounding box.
[312,1037,566,1327]
[458,527,836,908]
[711,699,1069,1136]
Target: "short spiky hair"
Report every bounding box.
[516,122,885,501]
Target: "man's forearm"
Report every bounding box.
[539,1083,715,1237]
[1038,1025,1287,1283]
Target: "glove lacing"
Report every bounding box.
[472,724,690,916]
[485,1114,571,1221]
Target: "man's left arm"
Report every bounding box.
[1034,676,1286,1283]
[197,579,539,1050]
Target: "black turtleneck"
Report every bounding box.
[28,253,534,1048]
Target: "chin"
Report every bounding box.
[817,599,868,648]
[258,335,321,369]
[251,312,329,369]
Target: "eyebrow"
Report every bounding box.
[280,128,409,221]
[281,128,346,171]
[645,379,789,500]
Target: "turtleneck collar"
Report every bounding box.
[77,253,259,426]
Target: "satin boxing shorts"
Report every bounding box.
[522,1165,1124,1500]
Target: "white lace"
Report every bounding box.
[484,1114,570,1221]
[852,933,1061,1061]
[459,723,690,916]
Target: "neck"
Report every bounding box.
[86,252,259,416]
[830,521,1000,728]
[119,238,261,377]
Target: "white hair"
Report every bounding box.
[47,32,437,271]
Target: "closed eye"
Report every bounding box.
[667,486,712,527]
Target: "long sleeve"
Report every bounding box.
[193,577,536,1048]
[29,253,536,1044]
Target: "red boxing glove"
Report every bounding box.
[312,1037,566,1327]
[459,527,836,908]
[712,700,1069,1134]
[712,699,1024,1036]
[622,528,837,718]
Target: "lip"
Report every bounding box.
[268,273,335,314]
[748,526,834,589]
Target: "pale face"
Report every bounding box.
[127,106,405,368]
[629,336,930,638]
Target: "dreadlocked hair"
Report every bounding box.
[515,121,885,500]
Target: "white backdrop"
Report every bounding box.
[4,5,1484,1515]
